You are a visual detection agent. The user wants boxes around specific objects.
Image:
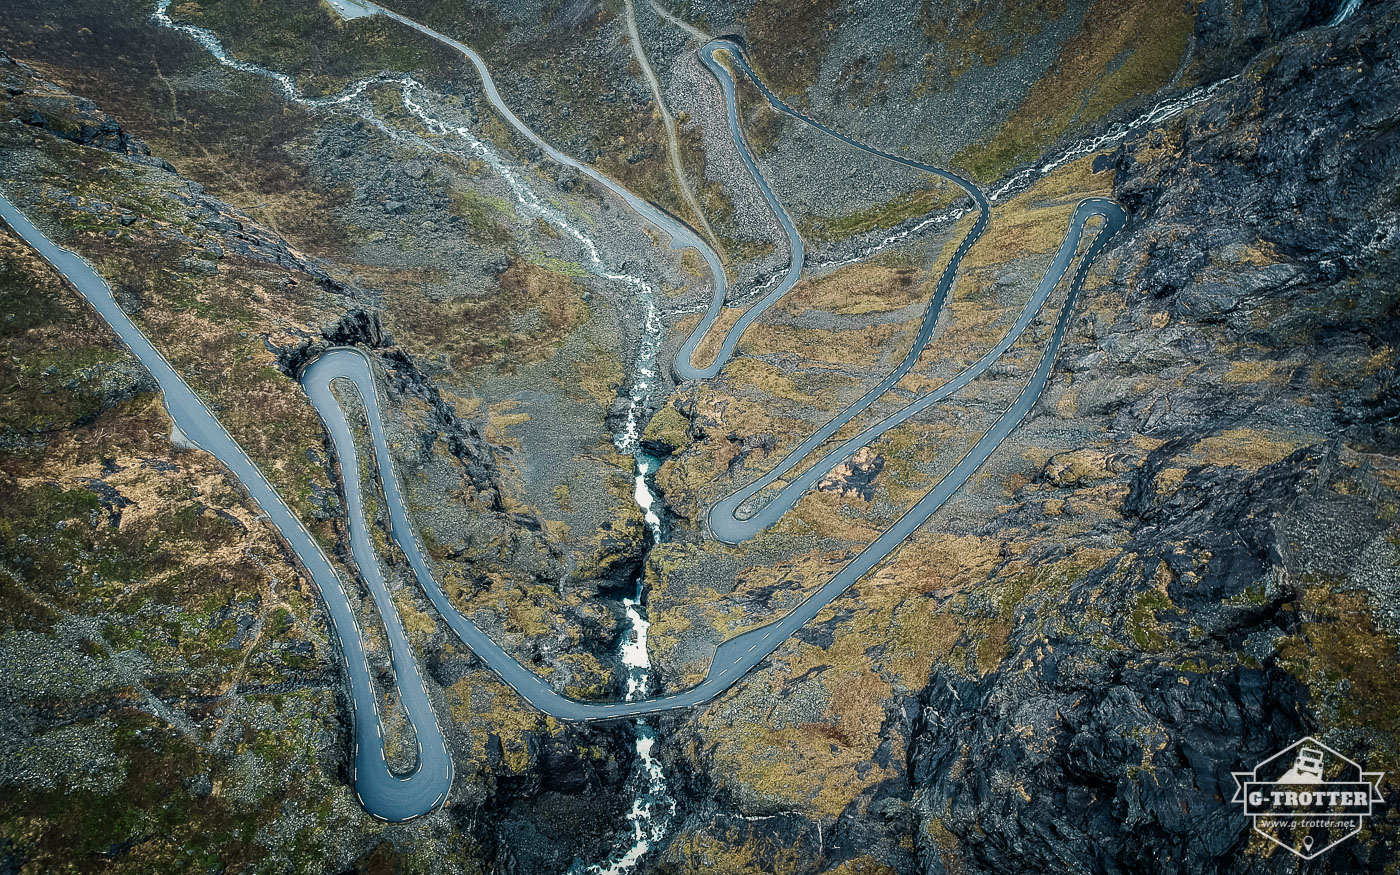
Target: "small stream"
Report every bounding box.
[585,296,677,875]
[151,2,674,865]
[400,83,677,873]
[145,0,1289,864]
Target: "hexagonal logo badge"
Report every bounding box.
[1232,737,1385,859]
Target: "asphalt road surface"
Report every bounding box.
[2,2,1126,822]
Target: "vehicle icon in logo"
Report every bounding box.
[1232,737,1385,859]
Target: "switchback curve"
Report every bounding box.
[9,1,1131,825]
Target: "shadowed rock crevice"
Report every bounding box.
[906,7,1400,872]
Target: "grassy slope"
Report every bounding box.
[0,222,377,873]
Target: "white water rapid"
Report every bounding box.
[151,2,675,867]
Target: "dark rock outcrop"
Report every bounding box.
[380,348,503,505]
[1191,0,1337,80]
[322,307,391,349]
[909,6,1400,873]
[912,451,1320,874]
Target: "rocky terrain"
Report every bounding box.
[0,0,1396,873]
[643,5,1400,874]
[0,48,641,873]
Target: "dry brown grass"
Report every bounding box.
[1221,359,1289,385]
[1189,428,1309,470]
[957,0,1195,180]
[779,262,923,316]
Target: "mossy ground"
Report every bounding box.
[386,257,591,374]
[0,49,639,868]
[0,219,397,872]
[640,103,1400,865]
[172,0,466,96]
[955,0,1195,181]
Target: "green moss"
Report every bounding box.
[449,184,513,245]
[1277,590,1400,776]
[801,183,957,245]
[525,253,588,279]
[386,257,590,372]
[5,713,284,871]
[173,0,463,96]
[642,405,690,453]
[1127,588,1173,652]
[954,0,1194,182]
[1172,657,1212,674]
[992,551,1111,623]
[1224,581,1271,606]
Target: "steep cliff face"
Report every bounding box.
[908,7,1400,874]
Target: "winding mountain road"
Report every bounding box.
[672,40,988,382]
[0,194,453,824]
[3,1,1126,823]
[708,197,1121,544]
